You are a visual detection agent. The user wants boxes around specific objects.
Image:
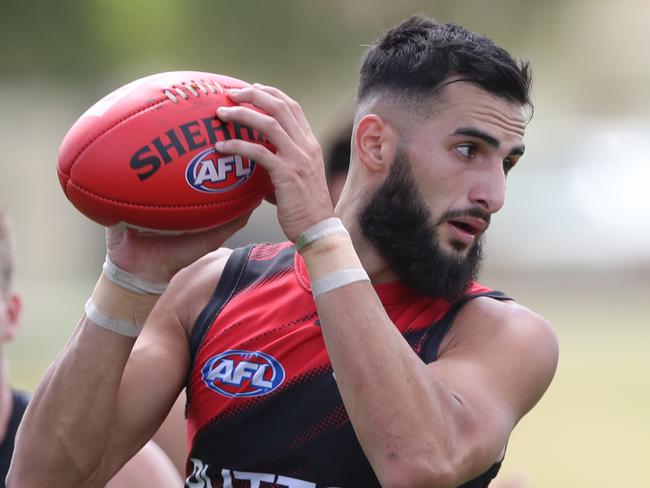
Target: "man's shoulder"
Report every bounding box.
[166,243,295,332]
[172,247,234,287]
[439,296,559,416]
[443,297,558,384]
[460,296,557,349]
[159,248,235,334]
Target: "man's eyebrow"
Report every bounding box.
[453,127,525,156]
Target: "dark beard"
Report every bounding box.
[359,150,485,301]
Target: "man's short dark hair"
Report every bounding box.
[357,15,532,110]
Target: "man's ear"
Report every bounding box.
[1,293,22,343]
[354,114,399,174]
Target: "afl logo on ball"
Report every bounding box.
[201,350,285,398]
[186,148,255,193]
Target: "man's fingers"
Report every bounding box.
[226,86,309,144]
[252,83,313,137]
[217,105,295,154]
[214,138,277,172]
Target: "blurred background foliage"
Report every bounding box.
[1,1,649,486]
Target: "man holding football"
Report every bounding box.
[10,15,558,488]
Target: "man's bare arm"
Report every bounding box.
[7,220,243,487]
[8,283,185,486]
[311,279,558,487]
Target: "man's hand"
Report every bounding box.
[106,211,251,283]
[214,84,335,242]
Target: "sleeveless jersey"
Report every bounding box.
[0,389,30,488]
[186,243,510,488]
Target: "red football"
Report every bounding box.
[57,71,274,233]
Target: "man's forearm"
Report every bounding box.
[301,236,465,487]
[9,317,138,487]
[8,274,162,487]
[314,283,464,487]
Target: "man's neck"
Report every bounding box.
[338,209,399,285]
[0,357,13,443]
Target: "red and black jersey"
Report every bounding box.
[185,242,510,488]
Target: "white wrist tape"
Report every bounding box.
[294,218,348,252]
[311,267,370,297]
[84,299,143,338]
[84,273,160,338]
[103,256,168,295]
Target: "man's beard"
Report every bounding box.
[359,150,486,301]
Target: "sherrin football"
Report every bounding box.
[57,71,274,233]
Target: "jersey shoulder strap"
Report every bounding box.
[421,290,512,362]
[188,244,253,366]
[188,242,297,372]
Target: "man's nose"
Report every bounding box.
[468,161,506,213]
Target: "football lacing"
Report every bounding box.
[163,89,178,103]
[163,79,226,103]
[174,87,189,99]
[207,80,225,93]
[195,81,209,94]
[183,83,199,97]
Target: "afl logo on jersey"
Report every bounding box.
[201,350,285,398]
[186,148,255,193]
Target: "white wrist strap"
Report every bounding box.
[84,299,143,338]
[84,272,160,338]
[311,267,370,297]
[294,218,348,252]
[103,256,168,295]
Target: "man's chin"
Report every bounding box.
[445,239,474,255]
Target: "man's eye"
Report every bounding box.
[503,158,516,174]
[456,144,475,158]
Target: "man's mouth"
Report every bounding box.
[448,216,487,235]
[446,216,488,245]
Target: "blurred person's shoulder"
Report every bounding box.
[105,440,183,488]
[0,389,31,482]
[10,389,30,413]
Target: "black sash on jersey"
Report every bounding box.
[421,290,512,362]
[188,245,254,373]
